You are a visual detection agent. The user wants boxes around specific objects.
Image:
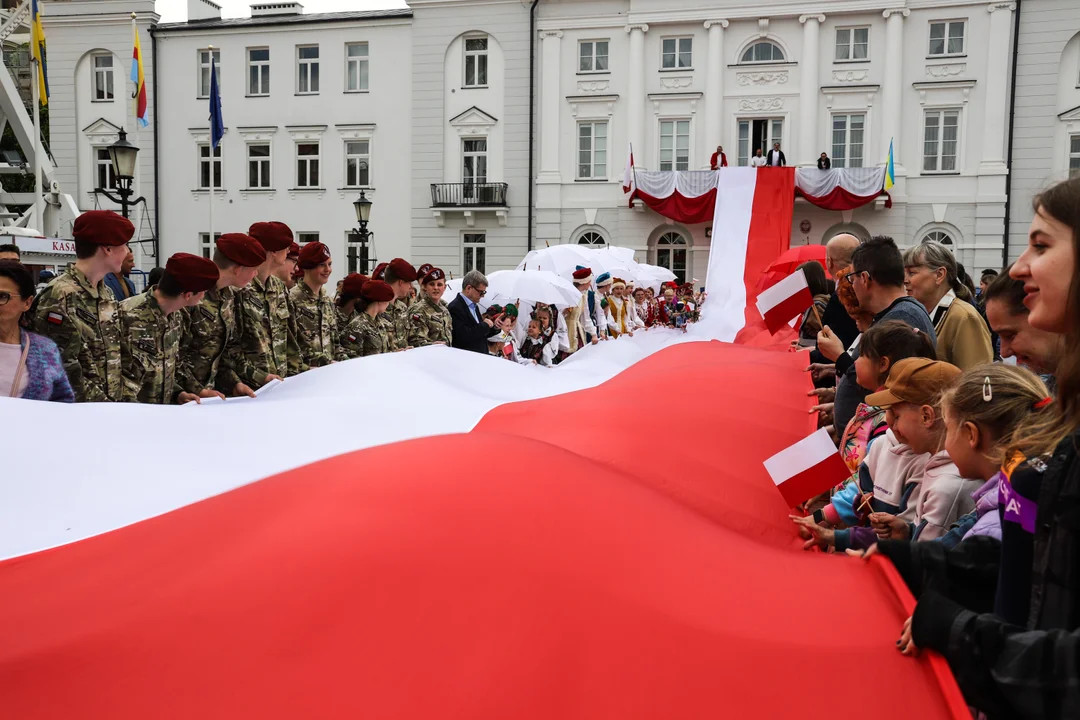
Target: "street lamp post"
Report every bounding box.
[349,189,376,275]
[94,128,145,219]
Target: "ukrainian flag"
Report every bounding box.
[31,0,49,105]
[884,138,895,190]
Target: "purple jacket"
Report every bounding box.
[16,329,75,402]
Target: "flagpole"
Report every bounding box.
[131,12,143,270]
[31,58,43,234]
[207,45,214,249]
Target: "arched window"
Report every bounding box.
[921,230,953,246]
[577,231,605,247]
[655,231,688,283]
[740,41,785,64]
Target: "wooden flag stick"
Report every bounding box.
[811,303,823,330]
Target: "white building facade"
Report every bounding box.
[534,0,1016,283]
[1005,0,1080,265]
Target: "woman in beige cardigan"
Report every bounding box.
[902,241,994,370]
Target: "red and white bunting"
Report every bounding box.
[763,427,849,507]
[756,268,813,335]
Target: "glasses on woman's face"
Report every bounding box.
[0,291,22,306]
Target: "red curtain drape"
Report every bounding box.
[630,188,717,225]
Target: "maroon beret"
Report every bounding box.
[215,233,266,267]
[420,267,446,285]
[248,221,294,252]
[371,262,388,281]
[387,258,417,282]
[297,241,331,269]
[417,263,434,278]
[165,252,219,293]
[360,279,395,302]
[73,211,134,247]
[340,273,369,298]
[287,242,301,259]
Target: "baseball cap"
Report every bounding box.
[865,357,961,408]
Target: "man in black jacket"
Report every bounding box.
[449,269,497,354]
[766,142,786,167]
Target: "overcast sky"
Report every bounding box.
[157,0,408,23]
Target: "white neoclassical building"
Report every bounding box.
[533,0,1018,283]
[40,0,1027,285]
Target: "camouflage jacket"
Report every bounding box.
[235,274,305,388]
[339,311,391,359]
[407,295,453,347]
[386,297,411,351]
[177,286,243,395]
[335,305,357,338]
[117,290,184,404]
[289,281,339,367]
[31,266,122,402]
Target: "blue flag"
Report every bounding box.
[209,56,224,148]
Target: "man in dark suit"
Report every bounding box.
[767,142,786,167]
[449,269,497,354]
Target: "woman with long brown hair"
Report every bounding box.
[899,176,1080,719]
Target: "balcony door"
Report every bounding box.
[462,138,488,201]
[737,118,783,166]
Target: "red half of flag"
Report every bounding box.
[763,427,850,507]
[756,267,813,335]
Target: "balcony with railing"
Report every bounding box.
[430,182,509,227]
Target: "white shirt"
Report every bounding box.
[0,341,28,398]
[749,155,767,168]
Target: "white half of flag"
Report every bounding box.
[756,268,812,334]
[622,143,635,193]
[763,427,849,507]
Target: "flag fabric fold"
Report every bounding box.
[622,143,635,196]
[885,139,896,190]
[756,268,813,335]
[31,0,49,105]
[764,427,851,507]
[209,56,224,148]
[131,24,148,128]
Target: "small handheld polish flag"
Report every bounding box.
[756,268,814,335]
[764,428,851,507]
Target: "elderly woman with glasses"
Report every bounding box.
[0,261,74,402]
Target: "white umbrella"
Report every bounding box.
[486,269,580,308]
[517,245,595,277]
[638,263,677,284]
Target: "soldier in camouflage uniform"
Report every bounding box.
[334,272,368,339]
[236,222,306,389]
[339,279,395,359]
[382,258,418,351]
[119,254,219,404]
[408,266,453,347]
[31,211,132,402]
[289,241,339,367]
[178,233,266,398]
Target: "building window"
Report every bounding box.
[738,118,784,165]
[923,109,960,173]
[463,138,488,187]
[92,54,114,101]
[835,27,869,61]
[247,143,271,189]
[463,232,486,274]
[661,37,693,69]
[345,140,370,187]
[577,121,608,179]
[1070,135,1080,176]
[740,41,785,64]
[928,20,965,57]
[831,114,865,168]
[655,231,687,284]
[463,36,488,88]
[96,148,116,189]
[659,120,690,171]
[345,43,369,92]
[921,230,954,246]
[199,232,223,259]
[578,231,605,246]
[579,40,609,72]
[198,144,222,189]
[296,142,320,187]
[297,45,320,94]
[198,49,221,98]
[247,47,270,96]
[297,232,320,246]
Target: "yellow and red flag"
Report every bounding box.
[131,23,148,127]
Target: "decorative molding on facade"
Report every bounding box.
[757,18,769,37]
[576,79,610,93]
[284,124,327,141]
[912,79,976,105]
[737,70,789,86]
[987,2,1017,12]
[882,8,910,19]
[539,30,563,39]
[648,92,702,116]
[335,123,376,140]
[799,14,825,24]
[925,64,966,78]
[448,106,498,136]
[821,84,880,109]
[703,19,729,30]
[565,93,619,118]
[737,96,784,111]
[660,75,693,90]
[236,125,278,142]
[624,23,649,34]
[831,68,869,83]
[82,118,122,146]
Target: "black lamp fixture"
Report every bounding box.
[348,189,376,274]
[94,127,145,219]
